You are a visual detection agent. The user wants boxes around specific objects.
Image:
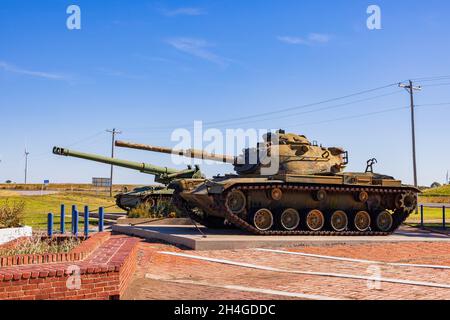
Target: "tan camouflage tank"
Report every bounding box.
[115,130,419,235]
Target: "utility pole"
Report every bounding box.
[24,149,30,184]
[106,128,122,197]
[399,80,421,188]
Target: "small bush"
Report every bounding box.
[128,203,153,218]
[128,200,180,219]
[431,182,442,188]
[0,200,25,228]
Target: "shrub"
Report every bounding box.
[431,182,442,188]
[0,200,25,228]
[128,203,153,218]
[128,200,181,219]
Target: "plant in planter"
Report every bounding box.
[0,235,81,256]
[0,199,25,228]
[0,200,32,245]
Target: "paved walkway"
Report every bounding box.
[122,240,450,300]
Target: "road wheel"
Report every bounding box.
[353,211,371,231]
[306,209,325,231]
[225,190,247,214]
[375,210,393,232]
[253,208,274,231]
[280,208,300,231]
[330,210,348,232]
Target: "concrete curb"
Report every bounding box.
[112,224,450,251]
[113,224,198,249]
[0,226,32,245]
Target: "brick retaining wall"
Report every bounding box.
[0,233,110,267]
[0,233,139,300]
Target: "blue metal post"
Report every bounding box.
[60,204,65,234]
[84,205,89,237]
[443,206,446,230]
[47,213,53,237]
[73,209,79,236]
[71,205,77,234]
[420,205,424,229]
[98,207,104,232]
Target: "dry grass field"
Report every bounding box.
[0,183,136,192]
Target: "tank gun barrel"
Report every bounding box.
[115,140,236,164]
[52,146,199,184]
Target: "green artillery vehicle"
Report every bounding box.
[115,130,419,235]
[112,185,173,212]
[51,146,203,213]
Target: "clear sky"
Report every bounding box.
[1,0,449,187]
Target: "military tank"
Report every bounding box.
[51,146,203,213]
[112,185,173,212]
[115,130,419,236]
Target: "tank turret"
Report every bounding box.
[115,129,348,175]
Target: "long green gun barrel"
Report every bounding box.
[52,146,201,185]
[115,140,236,164]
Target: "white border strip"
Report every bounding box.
[158,251,450,289]
[145,274,342,300]
[255,248,450,270]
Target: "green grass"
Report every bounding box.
[0,192,124,230]
[406,207,447,222]
[421,185,450,197]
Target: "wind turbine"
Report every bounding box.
[24,148,30,184]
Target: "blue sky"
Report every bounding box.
[1,0,449,186]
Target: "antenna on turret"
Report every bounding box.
[365,158,377,173]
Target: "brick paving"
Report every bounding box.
[122,241,450,300]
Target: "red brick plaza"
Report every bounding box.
[1,231,450,300]
[123,240,450,300]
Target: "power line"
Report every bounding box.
[30,131,106,159]
[198,84,400,126]
[123,82,401,131]
[283,102,450,129]
[410,75,450,82]
[66,131,105,147]
[422,82,450,88]
[284,106,408,128]
[125,86,402,132]
[122,78,450,132]
[199,91,403,129]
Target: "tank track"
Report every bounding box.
[115,197,129,211]
[213,183,415,236]
[172,194,227,229]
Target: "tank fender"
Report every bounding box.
[205,180,225,194]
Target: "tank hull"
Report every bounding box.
[173,173,419,235]
[115,186,174,212]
